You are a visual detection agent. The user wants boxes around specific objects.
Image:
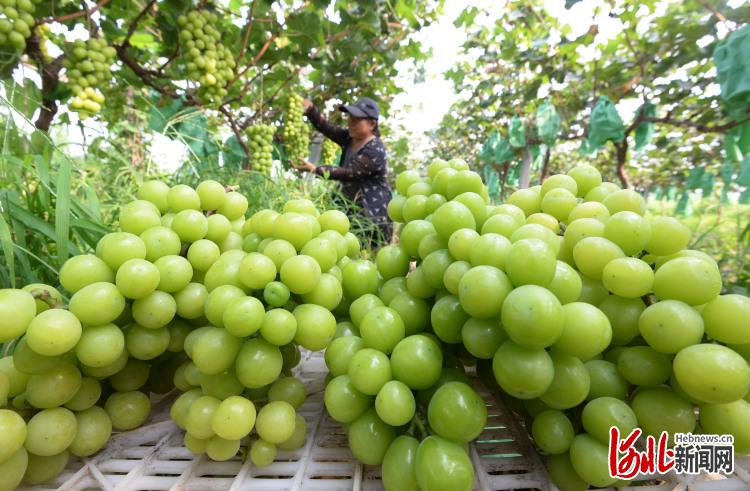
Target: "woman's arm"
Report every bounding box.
[304,103,350,147]
[316,145,382,181]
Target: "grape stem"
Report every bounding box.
[219,106,252,160]
[36,0,111,25]
[29,288,64,309]
[412,414,430,441]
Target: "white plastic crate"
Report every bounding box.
[17,350,750,491]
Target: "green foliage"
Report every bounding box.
[714,24,750,116]
[0,127,109,287]
[434,0,750,191]
[4,0,442,173]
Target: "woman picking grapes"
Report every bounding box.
[292,97,393,250]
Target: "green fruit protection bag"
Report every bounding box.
[653,186,664,200]
[666,185,678,201]
[536,100,560,146]
[482,165,501,201]
[721,160,734,205]
[737,156,750,187]
[686,167,705,190]
[578,138,595,157]
[675,190,692,216]
[587,96,625,152]
[725,134,743,162]
[634,102,656,152]
[701,173,715,198]
[531,144,547,172]
[737,122,750,155]
[506,161,522,187]
[494,137,515,164]
[713,24,750,116]
[480,130,500,163]
[509,116,526,148]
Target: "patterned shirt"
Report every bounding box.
[304,105,393,245]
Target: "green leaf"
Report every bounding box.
[454,7,479,28]
[70,218,109,236]
[0,211,15,288]
[81,184,102,222]
[11,217,35,284]
[55,157,72,267]
[223,135,248,170]
[148,95,186,133]
[129,32,158,49]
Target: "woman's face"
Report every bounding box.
[348,115,376,140]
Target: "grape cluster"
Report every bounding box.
[0,0,40,52]
[283,93,309,163]
[0,177,366,486]
[63,38,117,118]
[245,123,275,175]
[381,160,750,490]
[320,138,338,167]
[34,24,50,61]
[177,11,236,107]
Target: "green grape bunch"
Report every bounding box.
[320,138,339,167]
[283,93,310,163]
[0,0,42,52]
[63,38,117,118]
[245,124,275,175]
[178,10,236,107]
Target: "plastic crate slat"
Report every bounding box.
[111,428,175,490]
[172,453,205,490]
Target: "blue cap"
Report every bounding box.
[339,97,379,120]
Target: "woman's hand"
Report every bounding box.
[291,158,316,173]
[302,99,313,111]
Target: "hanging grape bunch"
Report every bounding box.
[283,93,310,164]
[0,0,41,51]
[320,138,339,167]
[177,10,236,107]
[35,24,51,61]
[64,38,117,118]
[245,124,275,175]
